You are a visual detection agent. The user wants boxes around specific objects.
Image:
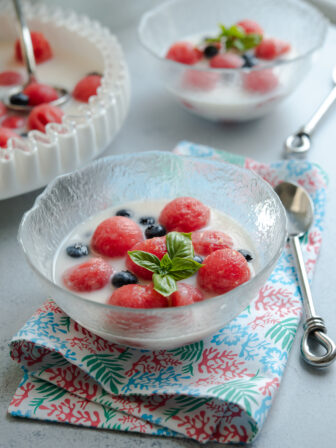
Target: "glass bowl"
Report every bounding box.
[18,152,287,349]
[138,0,328,121]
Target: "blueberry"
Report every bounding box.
[112,270,138,288]
[66,243,89,258]
[238,249,253,262]
[20,132,28,137]
[139,216,155,225]
[204,45,219,58]
[10,92,29,106]
[194,255,204,264]
[145,224,166,239]
[115,209,133,218]
[242,54,257,68]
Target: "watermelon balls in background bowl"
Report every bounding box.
[138,0,328,122]
[18,152,287,350]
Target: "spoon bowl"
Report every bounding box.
[274,181,314,237]
[4,85,70,112]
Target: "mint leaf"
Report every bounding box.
[153,273,177,297]
[127,250,161,272]
[166,232,194,260]
[169,257,203,280]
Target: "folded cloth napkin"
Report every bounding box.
[8,142,328,444]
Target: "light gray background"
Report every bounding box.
[1,1,336,447]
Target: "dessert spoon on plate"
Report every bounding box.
[275,181,336,368]
[4,0,69,112]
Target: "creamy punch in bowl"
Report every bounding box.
[18,152,287,349]
[138,0,327,121]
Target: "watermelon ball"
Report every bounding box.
[23,83,59,106]
[255,38,291,60]
[126,236,167,280]
[0,70,23,86]
[0,102,7,118]
[192,230,233,256]
[0,127,18,148]
[159,197,210,232]
[166,42,203,65]
[15,31,52,64]
[2,115,25,129]
[108,284,168,308]
[62,258,113,293]
[182,69,219,91]
[170,283,204,307]
[27,104,64,132]
[210,53,244,69]
[243,69,278,94]
[197,248,251,294]
[92,216,143,257]
[73,75,102,103]
[236,19,264,36]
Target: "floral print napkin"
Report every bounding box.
[8,142,328,444]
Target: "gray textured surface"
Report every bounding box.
[1,1,336,447]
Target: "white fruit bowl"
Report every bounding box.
[0,0,130,200]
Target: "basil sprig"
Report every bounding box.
[205,23,262,53]
[128,232,203,296]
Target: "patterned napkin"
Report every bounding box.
[8,142,328,444]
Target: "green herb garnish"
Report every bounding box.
[204,23,262,52]
[128,232,203,296]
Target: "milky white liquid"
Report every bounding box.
[53,199,258,305]
[167,32,297,121]
[0,40,104,120]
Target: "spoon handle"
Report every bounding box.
[285,85,336,159]
[12,0,37,83]
[290,235,336,367]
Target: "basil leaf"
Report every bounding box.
[169,257,203,280]
[242,33,262,50]
[160,253,173,270]
[153,273,177,297]
[227,25,245,39]
[127,250,161,273]
[219,24,227,36]
[232,39,245,52]
[204,37,221,44]
[166,232,194,260]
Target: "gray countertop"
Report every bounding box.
[1,1,336,447]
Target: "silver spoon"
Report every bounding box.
[5,0,69,112]
[275,181,336,368]
[284,65,336,159]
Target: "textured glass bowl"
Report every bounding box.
[138,0,328,121]
[18,152,287,349]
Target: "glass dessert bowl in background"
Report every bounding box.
[18,152,287,350]
[138,0,328,122]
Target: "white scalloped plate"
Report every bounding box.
[0,0,130,200]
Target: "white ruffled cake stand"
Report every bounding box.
[0,0,130,200]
